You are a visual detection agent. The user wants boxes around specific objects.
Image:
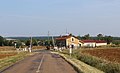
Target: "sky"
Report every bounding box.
[0,0,120,37]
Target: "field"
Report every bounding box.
[0,46,16,51]
[0,46,45,59]
[0,46,17,59]
[81,48,120,63]
[0,46,33,70]
[0,51,17,59]
[61,48,120,73]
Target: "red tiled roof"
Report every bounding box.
[82,40,107,43]
[56,36,71,40]
[56,35,79,40]
[79,40,84,43]
[95,40,107,43]
[82,40,96,43]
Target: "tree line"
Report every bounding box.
[0,34,120,47]
[0,36,54,48]
[78,34,119,45]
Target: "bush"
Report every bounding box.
[100,63,120,73]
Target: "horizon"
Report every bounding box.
[3,33,120,37]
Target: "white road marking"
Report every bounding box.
[36,55,45,73]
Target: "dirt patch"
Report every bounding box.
[82,48,120,63]
[32,46,46,49]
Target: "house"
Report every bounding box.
[95,40,107,46]
[82,40,107,47]
[55,34,107,49]
[82,40,96,47]
[6,38,16,41]
[56,34,83,49]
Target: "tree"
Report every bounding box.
[25,40,30,46]
[45,40,50,46]
[8,40,14,46]
[69,33,73,36]
[104,36,113,44]
[97,34,104,40]
[32,39,38,46]
[82,34,90,40]
[0,36,4,46]
[44,39,54,46]
[77,35,81,40]
[3,40,9,46]
[16,41,22,48]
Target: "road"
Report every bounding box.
[1,50,77,73]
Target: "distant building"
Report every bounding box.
[6,38,16,41]
[6,38,18,46]
[95,40,107,46]
[56,34,107,49]
[82,40,107,47]
[82,40,96,47]
[56,34,83,49]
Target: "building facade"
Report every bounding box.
[82,40,107,47]
[56,35,107,48]
[56,35,83,49]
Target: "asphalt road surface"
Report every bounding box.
[1,50,77,73]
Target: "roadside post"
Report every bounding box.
[15,43,19,53]
[15,43,17,49]
[69,47,72,58]
[15,43,19,54]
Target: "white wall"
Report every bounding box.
[83,42,96,47]
[96,43,107,46]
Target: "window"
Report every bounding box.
[71,38,74,42]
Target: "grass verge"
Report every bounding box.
[0,52,34,71]
[52,51,104,73]
[61,49,120,73]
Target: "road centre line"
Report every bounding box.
[36,54,45,73]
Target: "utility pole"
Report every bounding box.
[48,31,50,41]
[66,28,68,34]
[52,36,55,47]
[46,31,50,50]
[29,37,32,52]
